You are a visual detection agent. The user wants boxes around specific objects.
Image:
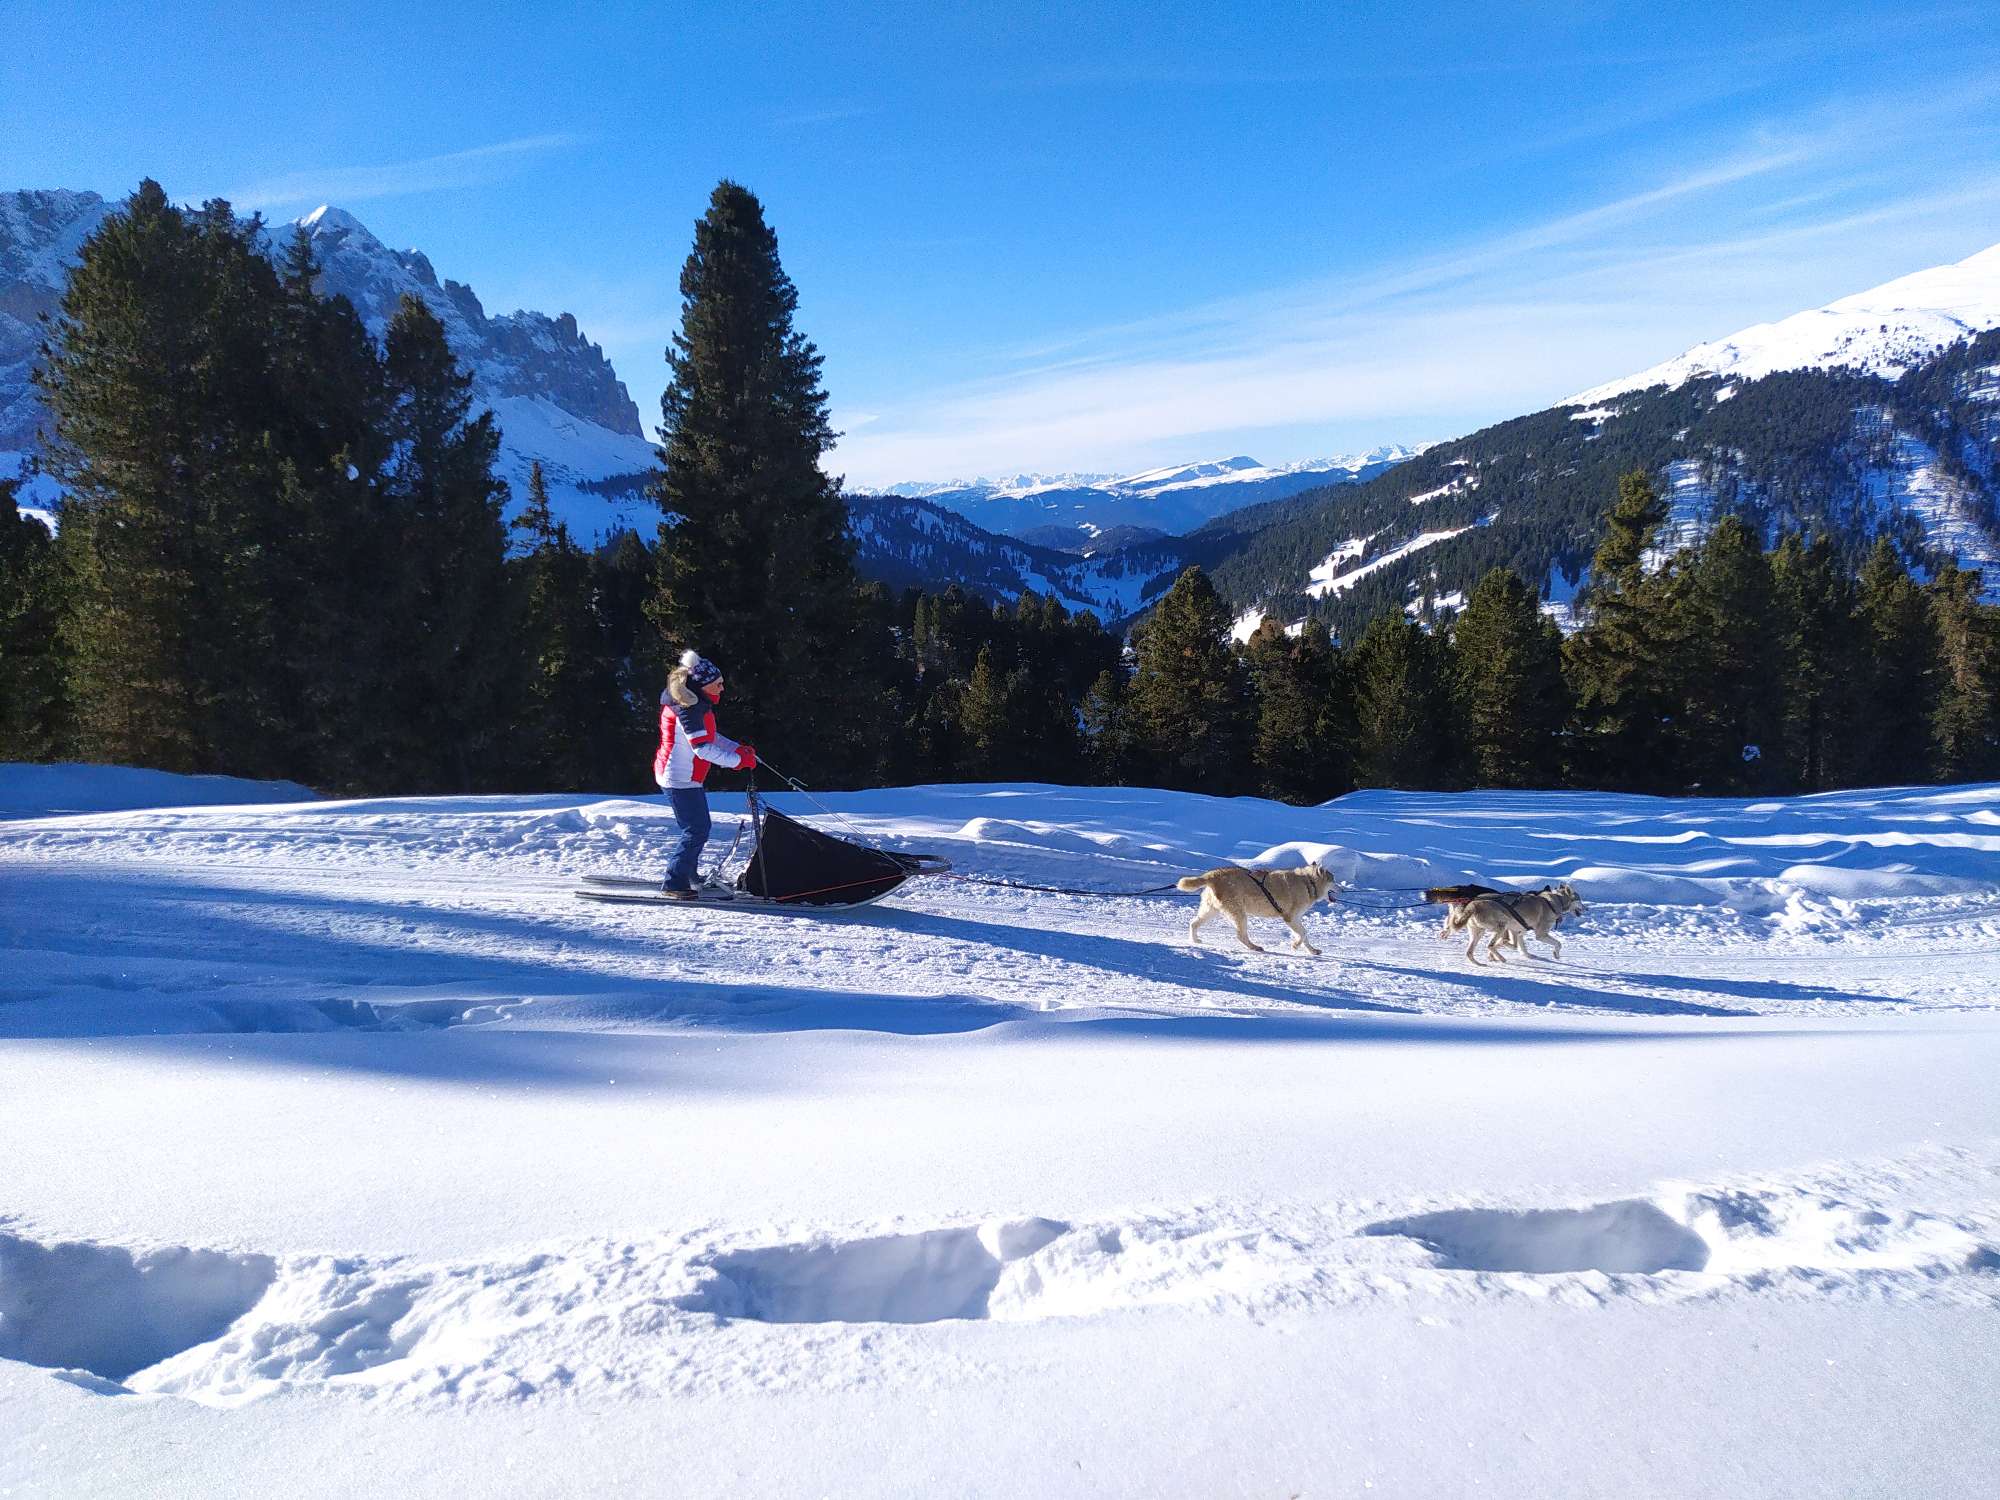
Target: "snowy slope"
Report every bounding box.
[3,767,1998,1496]
[1571,240,2000,404]
[0,190,657,543]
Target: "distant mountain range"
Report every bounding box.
[847,495,1193,622]
[0,188,657,535]
[863,448,1423,540]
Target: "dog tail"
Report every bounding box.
[1176,874,1211,892]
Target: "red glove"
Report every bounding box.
[736,744,758,770]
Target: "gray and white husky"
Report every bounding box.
[1445,883,1585,963]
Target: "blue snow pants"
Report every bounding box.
[665,786,712,890]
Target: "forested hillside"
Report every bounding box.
[1198,335,2000,639]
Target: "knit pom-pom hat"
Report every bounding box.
[679,649,724,689]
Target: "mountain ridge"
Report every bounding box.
[1570,239,2000,405]
[859,445,1423,540]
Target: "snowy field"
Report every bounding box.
[3,769,1999,1497]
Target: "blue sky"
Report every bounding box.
[6,1,2000,484]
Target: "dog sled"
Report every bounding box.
[1422,883,1503,910]
[577,790,951,913]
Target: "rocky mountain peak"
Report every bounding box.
[1,186,654,535]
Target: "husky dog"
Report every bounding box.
[1447,884,1585,963]
[1179,862,1339,955]
[1425,883,1501,938]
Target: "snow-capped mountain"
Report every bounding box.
[0,188,657,539]
[1196,242,2000,635]
[1570,240,2000,406]
[1207,324,2000,637]
[867,447,1422,540]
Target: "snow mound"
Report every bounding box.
[953,816,1131,854]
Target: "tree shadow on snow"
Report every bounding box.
[0,868,1045,1083]
[5,867,1854,1082]
[871,906,1420,1017]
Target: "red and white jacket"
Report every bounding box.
[654,689,746,789]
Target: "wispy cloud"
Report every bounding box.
[771,104,877,129]
[831,105,2000,486]
[230,134,583,212]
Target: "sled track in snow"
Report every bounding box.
[6,1165,1996,1407]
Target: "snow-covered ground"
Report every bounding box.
[4,771,1998,1497]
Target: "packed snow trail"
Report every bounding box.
[3,771,1998,1497]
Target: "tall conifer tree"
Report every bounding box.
[36,182,291,772]
[648,181,873,780]
[1126,567,1248,791]
[1080,665,1136,785]
[1349,610,1451,789]
[1927,563,2000,780]
[263,226,395,788]
[1853,540,1938,785]
[1677,516,1780,791]
[1244,618,1350,802]
[380,293,514,791]
[1564,470,1681,791]
[1770,532,1858,791]
[1449,567,1566,787]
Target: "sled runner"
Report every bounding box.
[578,792,950,913]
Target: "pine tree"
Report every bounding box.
[1852,540,1939,785]
[1244,618,1349,802]
[591,529,665,780]
[264,225,395,788]
[0,477,66,758]
[1677,516,1780,791]
[647,181,874,782]
[36,182,291,773]
[911,585,988,680]
[510,462,624,790]
[1564,470,1682,791]
[1591,469,1670,586]
[1126,567,1249,791]
[1769,532,1859,791]
[957,643,1010,779]
[1927,563,2000,780]
[1080,665,1136,784]
[1349,609,1451,788]
[1448,567,1567,787]
[380,293,515,791]
[910,677,966,781]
